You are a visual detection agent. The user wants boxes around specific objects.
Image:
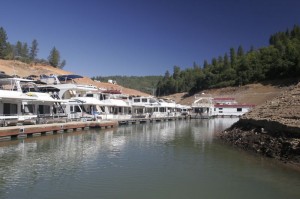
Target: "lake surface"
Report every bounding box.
[0,118,300,199]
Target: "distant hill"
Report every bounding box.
[163,82,291,106]
[92,75,162,95]
[0,59,149,96]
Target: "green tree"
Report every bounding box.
[21,42,29,58]
[60,59,66,69]
[0,27,8,59]
[173,66,180,80]
[203,60,208,68]
[223,53,230,69]
[4,42,14,59]
[15,41,22,58]
[230,47,236,68]
[237,45,244,57]
[48,47,60,67]
[30,39,39,61]
[164,70,170,79]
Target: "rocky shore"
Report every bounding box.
[218,82,300,166]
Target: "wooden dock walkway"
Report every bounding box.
[0,116,191,141]
[0,120,118,140]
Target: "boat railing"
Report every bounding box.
[0,114,19,127]
[36,114,68,124]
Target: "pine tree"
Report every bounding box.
[230,47,236,68]
[59,59,66,69]
[0,27,8,59]
[237,45,244,57]
[15,41,22,58]
[21,42,29,58]
[30,39,39,61]
[173,66,180,80]
[203,60,208,68]
[4,42,14,59]
[48,47,60,67]
[223,53,230,68]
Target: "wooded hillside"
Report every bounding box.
[156,25,300,96]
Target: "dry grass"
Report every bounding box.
[0,60,148,96]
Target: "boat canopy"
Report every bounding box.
[100,99,130,107]
[58,74,83,81]
[26,92,64,102]
[70,97,105,105]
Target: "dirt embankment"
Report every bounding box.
[165,82,289,106]
[218,83,300,167]
[0,60,148,96]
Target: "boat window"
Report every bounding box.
[134,99,140,102]
[38,105,51,114]
[86,94,93,97]
[74,105,82,113]
[3,103,18,115]
[237,108,242,112]
[79,105,87,112]
[142,98,147,102]
[23,104,35,114]
[159,107,165,112]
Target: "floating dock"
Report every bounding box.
[0,116,191,141]
[0,120,118,140]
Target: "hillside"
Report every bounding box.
[0,59,294,106]
[0,60,149,96]
[92,75,161,95]
[164,82,291,106]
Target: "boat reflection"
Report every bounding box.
[0,118,239,196]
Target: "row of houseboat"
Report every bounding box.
[0,74,254,127]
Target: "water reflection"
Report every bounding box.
[0,119,236,197]
[0,118,299,199]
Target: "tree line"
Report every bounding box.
[92,75,161,95]
[0,26,66,68]
[156,25,300,96]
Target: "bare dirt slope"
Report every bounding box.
[164,83,290,106]
[0,60,148,96]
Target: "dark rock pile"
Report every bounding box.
[218,83,300,165]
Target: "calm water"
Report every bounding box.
[1,118,300,199]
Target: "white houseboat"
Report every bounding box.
[0,77,66,126]
[191,95,254,118]
[212,97,255,117]
[191,95,214,119]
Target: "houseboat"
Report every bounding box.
[191,95,214,119]
[191,95,255,118]
[37,74,98,99]
[0,77,66,126]
[212,97,255,117]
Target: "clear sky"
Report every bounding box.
[1,0,300,77]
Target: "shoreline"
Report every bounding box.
[216,119,300,170]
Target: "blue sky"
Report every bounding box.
[1,0,300,77]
